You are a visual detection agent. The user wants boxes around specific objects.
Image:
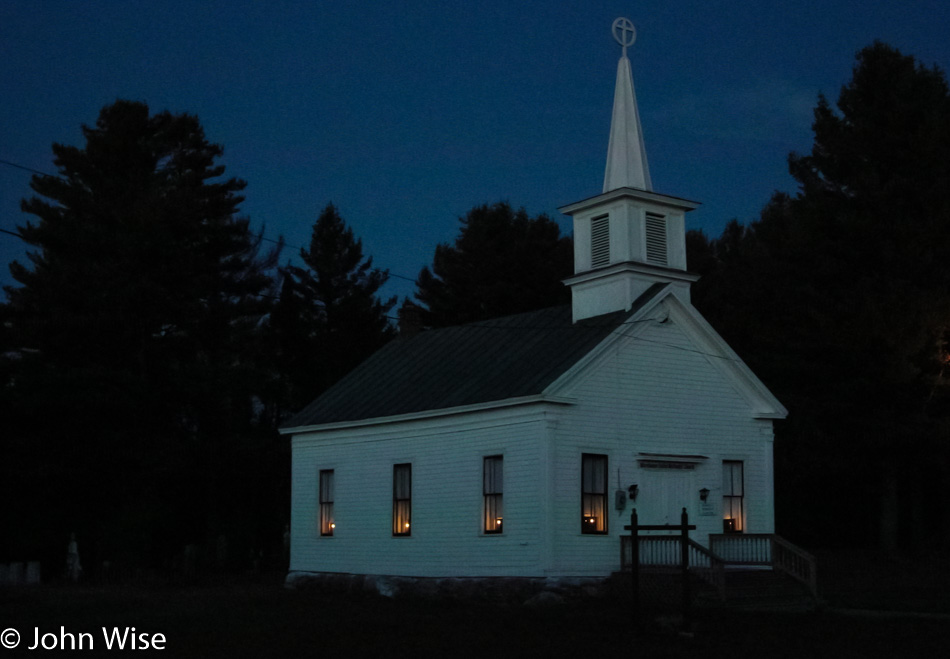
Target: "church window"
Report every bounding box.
[393,463,412,536]
[581,453,608,534]
[483,456,503,534]
[722,460,744,533]
[319,469,335,536]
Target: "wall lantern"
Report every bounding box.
[699,487,710,502]
[628,484,639,502]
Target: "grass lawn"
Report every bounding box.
[3,573,949,658]
[817,549,950,614]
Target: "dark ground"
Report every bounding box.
[2,550,948,658]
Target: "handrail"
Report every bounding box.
[620,535,726,600]
[687,539,726,600]
[620,534,632,570]
[709,533,772,564]
[771,535,819,598]
[621,509,817,604]
[708,533,818,599]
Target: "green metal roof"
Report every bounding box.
[284,285,665,429]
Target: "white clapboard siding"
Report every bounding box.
[290,406,551,577]
[289,298,779,579]
[544,317,775,576]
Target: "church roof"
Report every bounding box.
[283,284,665,429]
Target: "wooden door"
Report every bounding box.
[638,468,694,531]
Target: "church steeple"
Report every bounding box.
[603,17,652,193]
[560,18,699,323]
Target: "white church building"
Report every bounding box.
[281,18,788,582]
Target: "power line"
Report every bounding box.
[0,158,58,179]
[421,312,743,363]
[0,156,724,360]
[380,270,416,283]
[612,328,743,363]
[1,153,731,359]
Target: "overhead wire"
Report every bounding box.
[1,157,738,363]
[0,158,57,179]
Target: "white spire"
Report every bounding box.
[603,18,652,193]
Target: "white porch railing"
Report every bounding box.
[621,533,818,600]
[620,535,726,600]
[709,533,818,598]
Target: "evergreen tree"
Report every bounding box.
[413,202,573,327]
[1,100,279,568]
[692,43,950,551]
[274,204,396,413]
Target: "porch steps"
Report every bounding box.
[611,567,819,611]
[699,568,819,611]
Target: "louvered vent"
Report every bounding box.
[645,213,667,265]
[590,215,610,268]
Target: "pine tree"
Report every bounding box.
[1,100,279,566]
[413,202,573,327]
[275,204,396,412]
[692,43,950,551]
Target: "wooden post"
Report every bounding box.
[631,507,639,626]
[680,507,691,631]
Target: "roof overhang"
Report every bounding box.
[279,394,577,436]
[563,260,700,289]
[558,186,700,216]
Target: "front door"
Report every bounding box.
[638,467,694,531]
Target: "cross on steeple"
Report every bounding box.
[612,17,636,57]
[604,17,651,192]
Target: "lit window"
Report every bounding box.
[393,463,411,536]
[581,454,608,534]
[483,456,503,534]
[319,469,334,536]
[723,460,744,533]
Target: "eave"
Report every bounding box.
[562,260,700,288]
[558,186,700,216]
[279,394,577,436]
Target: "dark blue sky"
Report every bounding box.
[3,1,949,302]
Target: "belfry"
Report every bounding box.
[561,18,700,322]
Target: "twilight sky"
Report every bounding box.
[2,0,948,302]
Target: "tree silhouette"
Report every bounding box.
[274,203,396,413]
[1,100,280,567]
[413,202,573,327]
[692,43,950,552]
